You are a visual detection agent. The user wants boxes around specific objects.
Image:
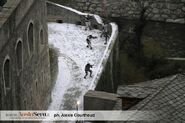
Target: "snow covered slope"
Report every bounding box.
[48,23,109,110]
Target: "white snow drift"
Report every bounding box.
[48,23,109,110]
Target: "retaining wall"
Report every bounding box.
[50,0,185,24]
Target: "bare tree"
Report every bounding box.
[134,0,152,56]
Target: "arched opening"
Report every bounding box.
[24,100,27,109]
[57,20,63,23]
[75,21,82,25]
[28,22,34,53]
[3,59,10,89]
[16,41,23,70]
[36,81,38,91]
[40,29,44,45]
[0,78,2,110]
[2,57,13,110]
[15,40,22,109]
[0,0,7,6]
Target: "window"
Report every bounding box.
[57,20,63,23]
[0,0,7,7]
[16,41,23,70]
[40,29,44,45]
[24,100,27,109]
[36,80,38,90]
[3,58,10,89]
[28,22,34,53]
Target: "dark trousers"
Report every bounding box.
[105,35,109,44]
[84,70,92,78]
[87,43,92,49]
[100,32,109,44]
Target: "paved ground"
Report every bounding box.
[47,23,108,110]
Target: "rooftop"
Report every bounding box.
[118,74,185,122]
[117,75,177,99]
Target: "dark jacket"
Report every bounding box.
[85,15,91,22]
[85,63,93,71]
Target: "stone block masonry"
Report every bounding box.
[50,0,185,24]
[84,90,121,110]
[0,0,52,110]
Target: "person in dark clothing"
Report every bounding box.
[85,14,91,30]
[86,35,97,50]
[100,23,108,37]
[104,31,110,45]
[100,23,110,44]
[86,37,92,49]
[84,63,93,79]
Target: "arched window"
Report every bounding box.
[36,80,38,90]
[24,100,27,109]
[40,29,44,45]
[28,22,34,53]
[3,58,10,89]
[16,41,23,70]
[57,20,63,23]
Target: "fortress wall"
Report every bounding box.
[50,0,185,24]
[48,0,185,57]
[95,23,120,93]
[47,1,103,29]
[0,0,51,110]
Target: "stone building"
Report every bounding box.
[118,74,185,122]
[85,74,185,122]
[0,0,51,110]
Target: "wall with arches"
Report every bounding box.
[0,0,51,110]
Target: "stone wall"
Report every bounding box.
[0,0,6,7]
[47,1,103,29]
[0,0,51,110]
[50,0,185,24]
[112,17,185,57]
[95,32,120,93]
[84,90,121,110]
[47,1,83,24]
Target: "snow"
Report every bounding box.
[166,57,185,61]
[44,3,118,123]
[48,56,71,110]
[48,23,109,110]
[93,15,103,24]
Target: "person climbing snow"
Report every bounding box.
[100,23,110,44]
[100,23,108,37]
[104,31,110,45]
[84,63,93,79]
[86,35,97,50]
[85,14,91,30]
